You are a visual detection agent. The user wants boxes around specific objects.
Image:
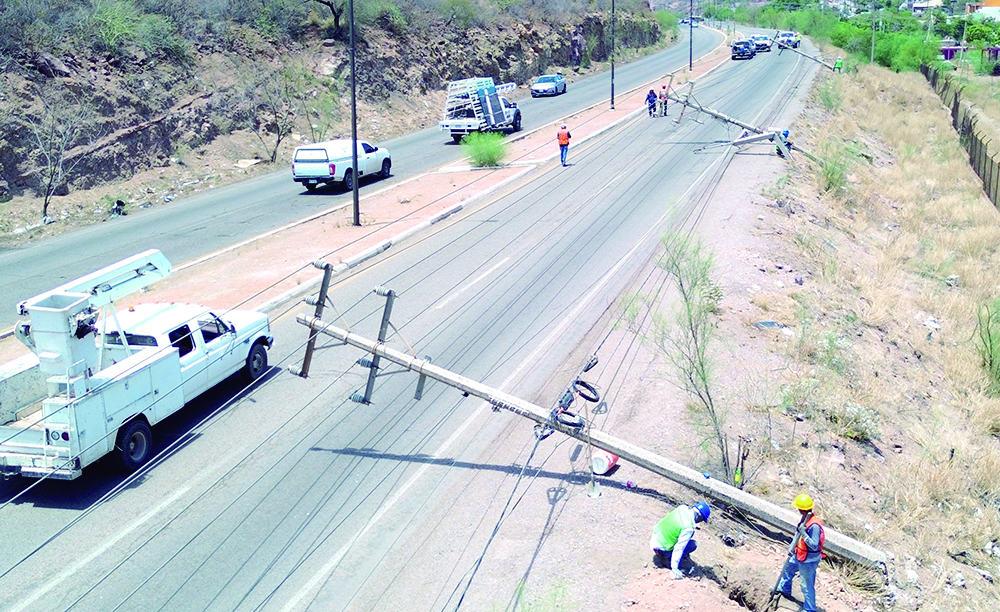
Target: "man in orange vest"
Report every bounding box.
[557,124,572,166]
[776,493,825,612]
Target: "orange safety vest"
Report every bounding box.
[557,129,571,146]
[795,515,826,562]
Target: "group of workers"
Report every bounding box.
[645,84,670,118]
[651,493,825,612]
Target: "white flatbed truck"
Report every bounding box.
[439,77,523,143]
[0,250,272,480]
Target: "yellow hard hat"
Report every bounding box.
[793,493,814,511]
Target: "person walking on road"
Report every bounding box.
[775,493,826,612]
[658,84,670,117]
[557,124,572,166]
[649,501,710,579]
[645,89,658,117]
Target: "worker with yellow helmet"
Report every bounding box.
[775,493,826,612]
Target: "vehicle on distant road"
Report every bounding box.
[751,34,773,52]
[292,139,392,192]
[440,77,523,143]
[531,73,567,97]
[775,31,801,49]
[731,39,756,60]
[0,250,273,479]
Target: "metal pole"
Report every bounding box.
[610,0,616,110]
[291,261,334,378]
[297,314,891,569]
[870,0,876,64]
[349,0,360,227]
[689,0,694,71]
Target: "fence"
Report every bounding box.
[921,65,1000,208]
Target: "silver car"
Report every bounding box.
[530,74,567,97]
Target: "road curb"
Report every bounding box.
[255,166,533,317]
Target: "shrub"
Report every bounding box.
[827,402,880,442]
[977,300,1000,394]
[653,10,679,40]
[89,0,142,52]
[440,0,479,28]
[817,143,848,195]
[135,13,190,61]
[461,131,507,167]
[817,79,841,112]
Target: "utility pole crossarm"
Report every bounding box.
[296,315,890,569]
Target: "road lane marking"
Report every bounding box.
[280,146,733,612]
[433,257,510,311]
[11,484,191,612]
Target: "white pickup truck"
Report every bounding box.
[440,77,522,143]
[291,139,392,192]
[0,251,273,480]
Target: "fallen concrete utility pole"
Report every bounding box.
[775,41,836,71]
[296,313,890,570]
[667,88,762,134]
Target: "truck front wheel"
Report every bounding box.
[452,134,464,144]
[117,419,152,472]
[244,341,268,382]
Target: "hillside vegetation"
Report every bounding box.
[0,0,672,223]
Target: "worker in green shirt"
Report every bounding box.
[649,501,711,579]
[833,56,844,73]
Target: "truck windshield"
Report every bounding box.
[294,149,328,162]
[103,332,157,347]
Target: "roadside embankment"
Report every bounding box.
[920,65,1000,209]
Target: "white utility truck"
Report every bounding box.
[439,77,523,143]
[291,138,392,192]
[0,250,272,480]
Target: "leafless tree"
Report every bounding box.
[17,86,97,220]
[305,0,346,36]
[238,69,297,163]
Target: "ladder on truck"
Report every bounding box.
[444,77,516,127]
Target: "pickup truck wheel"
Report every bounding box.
[244,342,268,382]
[380,159,391,179]
[344,170,355,192]
[452,134,463,144]
[304,183,317,191]
[512,114,522,132]
[117,419,152,472]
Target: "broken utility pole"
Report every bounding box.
[775,40,836,72]
[294,287,889,570]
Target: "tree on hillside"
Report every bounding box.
[237,69,297,163]
[305,0,346,36]
[15,86,98,221]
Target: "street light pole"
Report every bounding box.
[349,0,360,227]
[689,0,694,71]
[610,0,616,110]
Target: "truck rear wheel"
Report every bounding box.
[117,419,152,472]
[344,169,355,192]
[452,134,464,144]
[244,341,268,382]
[304,183,317,191]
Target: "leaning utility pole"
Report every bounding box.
[870,0,876,64]
[293,287,889,569]
[349,0,361,227]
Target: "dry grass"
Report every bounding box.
[755,60,1000,608]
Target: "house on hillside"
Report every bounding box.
[967,0,1000,17]
[901,0,943,14]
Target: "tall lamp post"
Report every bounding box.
[610,0,616,110]
[349,0,360,227]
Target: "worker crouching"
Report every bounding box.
[649,501,710,579]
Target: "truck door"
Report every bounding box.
[198,314,237,388]
[361,142,378,175]
[168,324,209,398]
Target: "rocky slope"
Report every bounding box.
[0,11,662,207]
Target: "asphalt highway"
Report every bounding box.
[0,28,723,329]
[0,34,816,612]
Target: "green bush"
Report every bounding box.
[818,145,848,194]
[358,0,407,33]
[441,0,479,28]
[461,131,507,167]
[977,300,1000,394]
[817,79,841,112]
[827,402,880,442]
[135,13,190,60]
[89,0,142,52]
[653,10,679,40]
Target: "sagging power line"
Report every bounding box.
[293,285,888,570]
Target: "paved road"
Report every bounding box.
[0,28,723,329]
[0,38,816,612]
